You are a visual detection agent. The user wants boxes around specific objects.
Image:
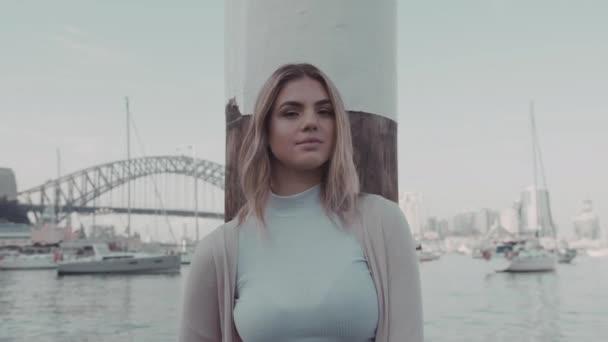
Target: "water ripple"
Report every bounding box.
[1,256,607,341]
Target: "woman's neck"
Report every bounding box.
[270,163,323,196]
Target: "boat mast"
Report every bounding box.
[532,104,559,244]
[530,101,541,236]
[55,148,61,225]
[125,97,132,247]
[192,145,199,242]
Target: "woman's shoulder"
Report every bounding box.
[357,192,410,233]
[357,192,403,217]
[192,219,239,263]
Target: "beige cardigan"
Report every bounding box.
[179,194,424,342]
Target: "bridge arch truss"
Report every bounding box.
[17,155,225,223]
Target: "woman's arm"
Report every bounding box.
[179,236,222,342]
[383,201,424,341]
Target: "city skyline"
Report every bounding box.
[1,1,607,239]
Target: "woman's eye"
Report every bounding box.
[319,109,334,116]
[284,111,298,117]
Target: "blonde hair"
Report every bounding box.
[237,63,360,226]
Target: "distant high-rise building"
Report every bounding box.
[450,209,498,236]
[0,168,17,201]
[573,200,601,240]
[425,217,438,233]
[437,219,450,237]
[399,192,423,237]
[519,186,556,236]
[451,212,476,236]
[500,207,520,235]
[474,209,498,235]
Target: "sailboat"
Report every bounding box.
[57,97,181,275]
[500,103,557,272]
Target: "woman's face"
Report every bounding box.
[268,76,336,173]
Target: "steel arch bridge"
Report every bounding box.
[17,155,225,223]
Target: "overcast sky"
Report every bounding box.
[1,0,607,239]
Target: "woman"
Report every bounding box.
[180,63,423,342]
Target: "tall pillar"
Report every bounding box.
[225,0,398,221]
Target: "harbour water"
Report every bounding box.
[1,254,606,342]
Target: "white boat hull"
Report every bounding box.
[417,251,440,262]
[586,248,608,257]
[57,255,180,275]
[0,254,57,270]
[501,254,556,272]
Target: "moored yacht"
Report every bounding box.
[500,240,557,272]
[57,242,180,275]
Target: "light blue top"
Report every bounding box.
[233,185,379,342]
